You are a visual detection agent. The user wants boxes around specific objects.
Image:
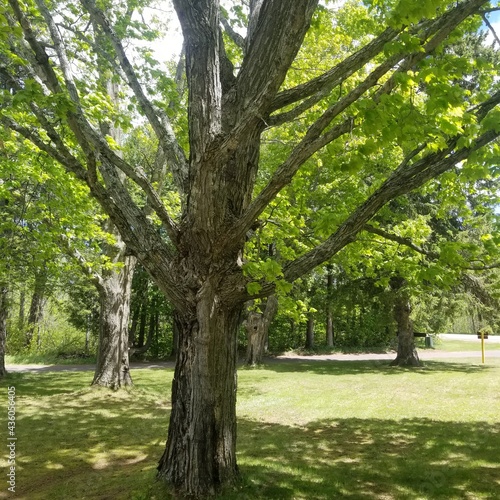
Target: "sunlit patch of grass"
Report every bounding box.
[0,357,499,499]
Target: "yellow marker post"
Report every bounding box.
[477,331,488,363]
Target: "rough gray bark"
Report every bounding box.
[157,303,241,497]
[92,237,136,389]
[245,295,278,365]
[62,230,136,388]
[0,285,8,378]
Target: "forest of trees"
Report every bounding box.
[1,0,500,497]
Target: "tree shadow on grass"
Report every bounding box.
[2,388,171,499]
[2,367,498,500]
[0,371,94,397]
[259,358,491,376]
[232,417,500,499]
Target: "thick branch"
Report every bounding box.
[271,0,487,116]
[233,0,318,123]
[84,157,191,314]
[173,0,222,163]
[204,0,319,171]
[10,0,181,244]
[283,127,500,284]
[269,26,401,124]
[8,0,61,93]
[224,0,490,252]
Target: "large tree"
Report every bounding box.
[2,0,500,496]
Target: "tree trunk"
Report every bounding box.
[245,294,278,365]
[326,266,334,347]
[391,288,421,367]
[92,251,136,389]
[305,314,315,349]
[157,296,241,497]
[25,270,47,348]
[18,288,25,333]
[130,296,157,358]
[0,285,8,378]
[291,319,299,346]
[85,313,91,356]
[130,270,149,347]
[129,302,140,345]
[137,297,148,348]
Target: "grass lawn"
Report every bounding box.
[1,357,499,499]
[428,338,500,353]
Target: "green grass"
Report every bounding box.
[1,357,499,499]
[429,338,500,353]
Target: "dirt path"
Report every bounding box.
[5,348,499,373]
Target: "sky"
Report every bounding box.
[484,8,500,45]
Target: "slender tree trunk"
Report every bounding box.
[245,295,278,365]
[131,270,149,348]
[326,266,334,347]
[391,286,421,367]
[138,298,148,348]
[0,285,8,378]
[89,53,139,388]
[18,288,25,333]
[130,296,157,358]
[291,319,299,347]
[85,313,91,356]
[25,270,47,348]
[92,250,136,389]
[129,302,140,345]
[157,298,241,496]
[305,314,315,349]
